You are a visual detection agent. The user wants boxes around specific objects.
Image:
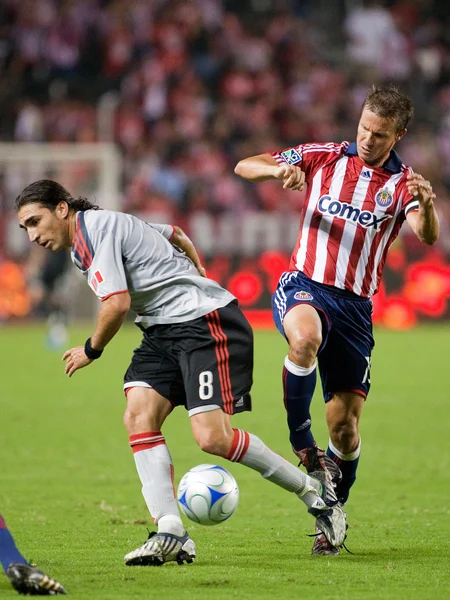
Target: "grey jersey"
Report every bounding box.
[71,209,235,326]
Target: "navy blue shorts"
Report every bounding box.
[272,271,375,402]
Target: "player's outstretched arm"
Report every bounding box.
[171,226,206,277]
[405,173,440,245]
[235,153,305,190]
[62,291,131,377]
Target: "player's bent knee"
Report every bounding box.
[289,332,321,364]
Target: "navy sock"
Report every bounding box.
[0,514,28,572]
[326,439,361,505]
[283,357,317,451]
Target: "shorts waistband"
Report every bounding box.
[294,272,370,302]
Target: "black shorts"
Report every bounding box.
[124,300,253,416]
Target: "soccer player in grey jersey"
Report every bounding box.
[16,179,347,565]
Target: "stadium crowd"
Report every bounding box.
[0,0,449,229]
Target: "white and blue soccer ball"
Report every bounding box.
[177,464,239,526]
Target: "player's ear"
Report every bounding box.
[57,200,70,218]
[396,128,407,141]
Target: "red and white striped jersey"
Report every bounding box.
[272,141,419,297]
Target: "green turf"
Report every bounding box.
[1,324,449,599]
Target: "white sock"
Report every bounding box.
[328,436,361,461]
[130,431,184,536]
[227,429,323,509]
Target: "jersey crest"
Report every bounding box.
[375,187,394,208]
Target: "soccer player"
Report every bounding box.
[234,85,439,555]
[15,180,347,566]
[26,246,70,350]
[1,513,66,594]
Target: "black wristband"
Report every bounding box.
[84,337,103,360]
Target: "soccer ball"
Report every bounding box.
[177,464,239,526]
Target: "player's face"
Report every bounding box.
[356,108,406,168]
[18,202,71,252]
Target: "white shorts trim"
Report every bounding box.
[188,404,221,418]
[123,381,153,391]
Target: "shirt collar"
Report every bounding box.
[344,142,402,173]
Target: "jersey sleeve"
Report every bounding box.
[149,223,175,240]
[399,170,420,215]
[72,212,129,301]
[270,142,343,180]
[86,230,129,301]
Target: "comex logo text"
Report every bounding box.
[317,196,392,230]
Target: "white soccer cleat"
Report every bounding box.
[309,502,347,548]
[307,470,347,548]
[124,531,196,566]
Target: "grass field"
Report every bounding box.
[1,323,449,600]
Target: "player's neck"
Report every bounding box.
[67,212,77,245]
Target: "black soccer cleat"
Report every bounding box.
[295,444,342,486]
[6,563,66,595]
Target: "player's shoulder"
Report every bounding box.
[300,141,349,162]
[82,208,134,231]
[302,141,348,153]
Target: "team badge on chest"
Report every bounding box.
[375,187,393,208]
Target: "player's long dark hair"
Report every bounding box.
[14,179,101,212]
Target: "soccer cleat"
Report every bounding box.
[295,445,342,486]
[124,531,196,566]
[312,528,341,556]
[307,470,347,548]
[6,563,66,595]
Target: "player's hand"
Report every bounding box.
[62,346,93,377]
[274,164,305,191]
[407,173,435,207]
[197,264,207,277]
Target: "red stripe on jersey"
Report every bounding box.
[343,171,381,290]
[324,160,360,286]
[73,229,93,269]
[299,169,327,278]
[355,173,407,295]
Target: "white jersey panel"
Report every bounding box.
[71,210,235,326]
[333,165,373,289]
[295,169,322,271]
[312,156,348,282]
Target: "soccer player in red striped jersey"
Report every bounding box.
[15,180,347,565]
[235,85,439,555]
